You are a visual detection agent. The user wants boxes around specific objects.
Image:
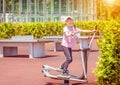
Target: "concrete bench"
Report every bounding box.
[0,35,51,58]
[43,36,63,52]
[11,35,34,40]
[43,35,100,52]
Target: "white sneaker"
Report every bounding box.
[57,73,71,79]
[56,68,63,72]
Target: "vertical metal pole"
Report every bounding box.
[0,1,1,22]
[46,0,48,21]
[86,0,88,20]
[11,0,14,22]
[19,0,22,22]
[66,0,69,15]
[29,0,31,22]
[76,0,80,21]
[59,0,61,21]
[37,0,40,22]
[3,0,6,22]
[68,0,70,15]
[44,0,48,22]
[66,0,68,14]
[99,0,102,19]
[26,0,29,22]
[88,0,90,20]
[43,0,45,22]
[80,0,83,21]
[19,0,21,22]
[92,0,94,20]
[93,0,97,20]
[89,0,93,20]
[72,0,74,19]
[0,0,2,11]
[34,0,37,22]
[83,0,86,20]
[51,0,54,21]
[77,0,80,20]
[0,0,2,12]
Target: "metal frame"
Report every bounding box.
[42,65,87,83]
[42,30,96,85]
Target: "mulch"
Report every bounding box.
[0,40,99,85]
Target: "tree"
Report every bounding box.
[96,0,120,20]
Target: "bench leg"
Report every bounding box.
[29,43,45,58]
[79,39,90,49]
[54,41,57,52]
[54,41,63,52]
[3,47,18,57]
[0,46,3,58]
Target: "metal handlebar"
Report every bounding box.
[88,25,97,48]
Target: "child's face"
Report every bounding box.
[65,18,74,27]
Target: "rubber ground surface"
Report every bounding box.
[0,40,99,85]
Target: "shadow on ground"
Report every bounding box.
[45,82,96,85]
[4,54,59,58]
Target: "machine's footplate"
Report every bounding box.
[42,65,87,83]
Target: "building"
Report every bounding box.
[0,0,97,22]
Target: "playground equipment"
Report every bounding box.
[42,27,97,85]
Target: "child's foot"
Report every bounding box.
[56,68,63,72]
[57,73,71,78]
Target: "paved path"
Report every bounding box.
[0,40,99,85]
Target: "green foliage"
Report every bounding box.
[0,22,15,38]
[0,21,110,39]
[94,20,120,85]
[0,21,100,39]
[0,22,65,39]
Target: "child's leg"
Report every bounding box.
[61,46,72,74]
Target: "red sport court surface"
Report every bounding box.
[0,40,99,85]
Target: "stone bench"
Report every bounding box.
[43,36,63,52]
[0,35,51,58]
[42,35,100,52]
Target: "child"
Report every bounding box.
[60,16,94,77]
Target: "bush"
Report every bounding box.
[0,21,98,39]
[94,20,120,85]
[0,22,65,39]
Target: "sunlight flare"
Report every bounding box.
[105,0,116,4]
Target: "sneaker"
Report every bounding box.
[57,73,71,79]
[56,68,63,72]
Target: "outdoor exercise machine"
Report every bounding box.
[42,26,97,85]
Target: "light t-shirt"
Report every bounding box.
[61,26,81,48]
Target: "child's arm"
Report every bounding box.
[80,29,95,33]
[63,26,75,36]
[64,29,80,36]
[63,27,95,36]
[72,29,96,36]
[64,32,74,36]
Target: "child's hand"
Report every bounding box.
[73,31,79,34]
[93,29,96,33]
[65,31,79,36]
[66,32,73,36]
